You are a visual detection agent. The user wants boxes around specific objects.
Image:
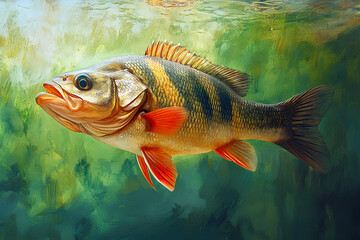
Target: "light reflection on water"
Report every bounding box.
[0,0,358,88]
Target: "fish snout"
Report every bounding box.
[38,80,84,111]
[35,81,65,106]
[50,75,71,85]
[43,81,64,99]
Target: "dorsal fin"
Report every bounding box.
[145,40,250,97]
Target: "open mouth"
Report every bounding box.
[43,83,64,99]
[36,81,84,111]
[35,81,82,132]
[35,82,65,105]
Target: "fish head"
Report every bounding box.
[36,67,148,135]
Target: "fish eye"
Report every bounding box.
[74,73,92,91]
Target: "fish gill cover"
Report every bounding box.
[0,0,359,239]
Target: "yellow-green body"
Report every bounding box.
[96,55,288,156]
[36,41,333,190]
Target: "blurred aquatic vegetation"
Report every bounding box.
[0,0,359,239]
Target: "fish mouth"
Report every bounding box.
[36,81,83,111]
[44,83,64,99]
[35,81,82,132]
[36,82,66,105]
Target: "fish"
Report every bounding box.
[35,40,334,191]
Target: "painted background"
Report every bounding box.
[0,0,359,239]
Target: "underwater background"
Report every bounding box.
[0,0,359,239]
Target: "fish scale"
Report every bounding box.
[36,40,334,191]
[122,56,275,141]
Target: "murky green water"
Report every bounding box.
[0,0,359,239]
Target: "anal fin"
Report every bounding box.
[214,140,258,171]
[140,147,178,191]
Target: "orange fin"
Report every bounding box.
[142,107,188,136]
[145,40,250,97]
[214,140,258,171]
[136,155,155,190]
[141,147,178,191]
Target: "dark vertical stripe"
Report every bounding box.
[154,58,215,121]
[188,70,213,121]
[216,83,232,122]
[163,60,194,112]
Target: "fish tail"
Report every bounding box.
[276,85,334,172]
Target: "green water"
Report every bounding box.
[0,0,359,239]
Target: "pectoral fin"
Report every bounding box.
[140,147,178,191]
[142,107,188,136]
[214,140,258,171]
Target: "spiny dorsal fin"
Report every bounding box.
[145,40,250,97]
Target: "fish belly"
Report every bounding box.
[96,103,289,158]
[96,116,235,157]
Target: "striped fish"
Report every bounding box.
[36,41,334,191]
